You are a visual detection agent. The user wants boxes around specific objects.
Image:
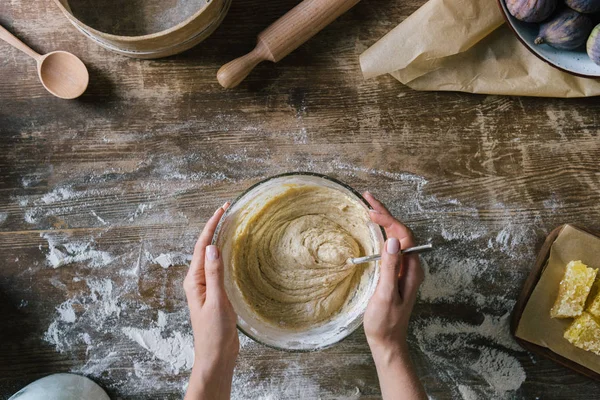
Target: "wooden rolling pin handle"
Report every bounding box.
[217,41,273,89]
[218,0,360,88]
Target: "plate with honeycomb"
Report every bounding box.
[512,224,600,380]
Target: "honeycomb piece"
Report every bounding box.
[564,312,600,356]
[586,280,600,319]
[550,260,597,318]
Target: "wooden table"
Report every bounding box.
[1,0,600,399]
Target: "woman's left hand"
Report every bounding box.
[184,203,239,400]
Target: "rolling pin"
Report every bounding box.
[217,0,361,88]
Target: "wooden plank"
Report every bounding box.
[2,0,600,398]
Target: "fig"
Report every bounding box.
[506,0,557,23]
[534,9,593,49]
[565,0,600,13]
[587,24,600,66]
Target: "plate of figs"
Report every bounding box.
[498,0,600,77]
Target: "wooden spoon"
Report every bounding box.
[0,24,89,99]
[217,0,361,88]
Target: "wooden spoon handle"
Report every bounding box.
[0,24,41,61]
[217,0,361,88]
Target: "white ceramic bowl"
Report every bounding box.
[212,172,385,351]
[498,0,600,78]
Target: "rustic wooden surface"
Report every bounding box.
[1,0,600,399]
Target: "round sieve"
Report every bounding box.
[53,0,231,58]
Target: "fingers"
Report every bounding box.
[185,202,229,301]
[364,191,423,306]
[369,211,414,245]
[204,245,226,300]
[363,191,391,215]
[363,191,415,248]
[376,238,402,301]
[188,203,229,279]
[398,255,424,309]
[196,202,230,254]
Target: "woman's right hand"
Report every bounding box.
[362,192,427,400]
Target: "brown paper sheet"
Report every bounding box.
[516,225,600,374]
[359,0,600,97]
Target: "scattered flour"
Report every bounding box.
[153,252,192,269]
[129,203,151,222]
[21,174,44,188]
[542,196,563,211]
[56,300,77,323]
[458,385,480,400]
[90,210,108,225]
[41,187,79,204]
[76,351,121,377]
[471,348,526,394]
[231,364,361,400]
[238,332,255,349]
[87,279,122,319]
[44,278,123,353]
[415,313,521,353]
[43,233,113,269]
[23,160,556,398]
[332,161,429,189]
[490,222,534,254]
[413,310,526,400]
[0,211,7,225]
[285,128,309,145]
[157,311,168,328]
[122,327,194,374]
[419,256,491,305]
[441,225,487,241]
[22,185,121,225]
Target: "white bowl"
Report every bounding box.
[213,172,385,351]
[498,0,600,78]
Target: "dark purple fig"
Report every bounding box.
[506,0,557,23]
[534,9,593,49]
[565,0,600,13]
[587,24,600,65]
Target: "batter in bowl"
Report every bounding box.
[232,185,375,329]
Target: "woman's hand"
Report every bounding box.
[362,192,427,400]
[363,192,423,352]
[184,203,239,400]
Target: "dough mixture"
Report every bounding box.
[232,185,375,329]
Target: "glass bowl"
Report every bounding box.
[212,172,385,351]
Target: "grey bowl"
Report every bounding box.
[498,0,600,78]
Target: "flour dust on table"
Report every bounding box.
[10,152,551,399]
